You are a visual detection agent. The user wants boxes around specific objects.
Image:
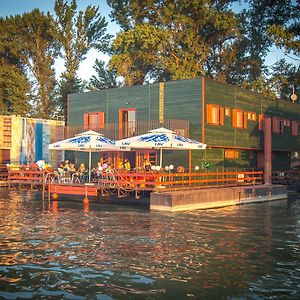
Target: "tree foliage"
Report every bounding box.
[0,64,31,115]
[88,59,119,90]
[0,0,299,119]
[267,0,300,58]
[0,16,31,116]
[108,0,299,100]
[53,0,111,119]
[17,9,58,118]
[108,0,239,85]
[53,0,111,81]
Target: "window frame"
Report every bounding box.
[83,112,105,131]
[232,109,247,129]
[206,104,224,126]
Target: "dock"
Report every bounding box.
[150,184,287,212]
[1,167,298,211]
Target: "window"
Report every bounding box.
[206,104,224,126]
[272,117,284,134]
[225,150,239,159]
[292,121,299,136]
[247,112,256,121]
[284,119,290,127]
[83,112,105,130]
[232,109,247,129]
[225,107,231,117]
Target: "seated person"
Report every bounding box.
[143,158,152,172]
[36,159,46,171]
[117,159,124,171]
[102,159,108,172]
[124,159,131,171]
[78,163,87,182]
[69,163,77,175]
[91,162,102,182]
[44,163,53,173]
[58,159,69,175]
[105,164,113,173]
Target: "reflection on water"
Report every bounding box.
[0,188,300,299]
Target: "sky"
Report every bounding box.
[0,0,119,81]
[0,0,296,83]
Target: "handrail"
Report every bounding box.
[0,164,8,181]
[100,170,264,191]
[7,169,45,189]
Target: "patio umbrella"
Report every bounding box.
[115,127,206,168]
[49,130,129,182]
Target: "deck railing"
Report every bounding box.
[0,164,8,181]
[100,170,264,191]
[64,119,190,140]
[5,168,300,194]
[7,169,45,189]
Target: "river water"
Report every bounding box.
[0,188,299,299]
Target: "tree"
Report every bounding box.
[55,76,84,119]
[267,1,300,57]
[17,10,58,118]
[0,10,58,118]
[0,17,31,116]
[268,59,300,100]
[108,0,240,85]
[88,59,119,90]
[110,23,166,85]
[0,65,31,115]
[53,0,111,119]
[230,0,299,82]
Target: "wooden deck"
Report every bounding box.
[2,167,299,202]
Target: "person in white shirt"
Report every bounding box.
[36,159,46,170]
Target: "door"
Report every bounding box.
[119,108,136,138]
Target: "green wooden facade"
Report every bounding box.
[68,77,300,171]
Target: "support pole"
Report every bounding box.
[264,116,272,185]
[159,148,163,168]
[88,148,92,183]
[188,150,192,186]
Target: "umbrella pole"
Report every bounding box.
[160,148,163,168]
[88,148,91,183]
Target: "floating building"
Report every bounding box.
[67,77,300,171]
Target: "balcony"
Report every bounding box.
[64,119,190,140]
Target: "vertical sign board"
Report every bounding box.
[159,82,164,124]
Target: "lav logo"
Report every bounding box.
[177,143,183,147]
[95,144,103,148]
[122,142,130,146]
[155,142,164,146]
[54,145,60,148]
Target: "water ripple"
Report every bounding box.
[0,189,300,299]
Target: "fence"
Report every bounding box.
[0,164,8,181]
[64,119,190,140]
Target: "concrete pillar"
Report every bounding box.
[264,116,272,185]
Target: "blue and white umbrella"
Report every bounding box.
[49,130,129,182]
[116,127,206,167]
